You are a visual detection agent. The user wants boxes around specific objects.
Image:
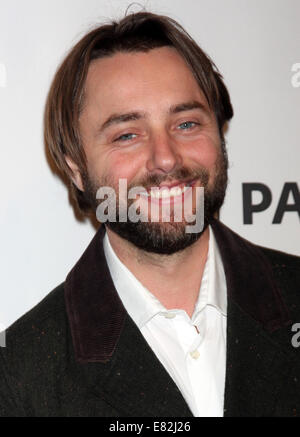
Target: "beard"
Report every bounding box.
[81,141,228,255]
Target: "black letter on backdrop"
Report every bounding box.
[243,183,272,224]
[273,183,300,224]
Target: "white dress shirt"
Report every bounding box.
[103,226,227,417]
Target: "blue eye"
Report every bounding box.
[178,121,197,130]
[115,133,137,142]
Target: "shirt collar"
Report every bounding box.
[193,227,227,318]
[103,233,163,328]
[103,226,227,329]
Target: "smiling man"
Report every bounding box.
[0,11,299,417]
[71,47,226,256]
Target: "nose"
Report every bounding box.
[146,131,183,174]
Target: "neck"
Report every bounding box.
[106,226,210,318]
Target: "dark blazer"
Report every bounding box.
[0,219,300,417]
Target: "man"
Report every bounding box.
[0,11,299,417]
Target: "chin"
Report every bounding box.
[106,219,208,255]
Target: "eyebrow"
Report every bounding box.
[98,100,208,134]
[169,100,208,115]
[99,112,146,133]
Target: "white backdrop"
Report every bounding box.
[0,0,299,328]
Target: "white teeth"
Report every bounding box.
[145,185,190,199]
[169,186,182,196]
[161,189,169,198]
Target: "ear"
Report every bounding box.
[64,155,84,191]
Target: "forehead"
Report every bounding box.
[82,47,209,116]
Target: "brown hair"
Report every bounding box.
[44,11,233,214]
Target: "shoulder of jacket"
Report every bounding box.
[257,245,300,270]
[255,246,300,318]
[2,282,67,354]
[257,245,300,287]
[0,283,69,416]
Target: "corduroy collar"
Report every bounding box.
[64,219,290,363]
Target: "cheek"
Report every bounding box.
[89,150,145,187]
[188,140,220,170]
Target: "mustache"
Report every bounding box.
[128,167,210,191]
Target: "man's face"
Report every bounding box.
[75,46,227,254]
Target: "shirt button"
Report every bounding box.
[189,350,200,360]
[164,313,176,319]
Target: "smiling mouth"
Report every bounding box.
[138,179,197,200]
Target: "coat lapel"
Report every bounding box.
[64,225,192,416]
[84,315,193,417]
[224,298,294,416]
[210,219,293,417]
